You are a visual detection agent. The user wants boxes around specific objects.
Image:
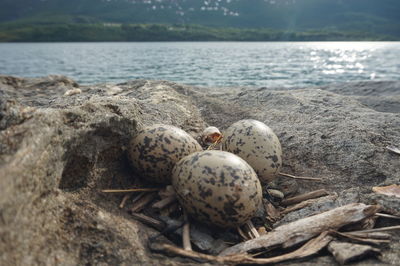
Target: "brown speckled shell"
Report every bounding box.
[128,124,202,184]
[172,150,262,228]
[222,119,282,183]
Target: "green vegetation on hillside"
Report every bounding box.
[0,23,394,42]
[0,0,399,41]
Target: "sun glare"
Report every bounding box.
[305,41,388,51]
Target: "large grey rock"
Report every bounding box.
[0,76,205,266]
[1,75,399,265]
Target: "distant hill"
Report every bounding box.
[0,0,399,41]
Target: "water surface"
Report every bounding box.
[0,42,399,87]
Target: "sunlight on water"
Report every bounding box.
[304,42,382,78]
[0,42,399,87]
[305,41,384,51]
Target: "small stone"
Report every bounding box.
[257,226,267,236]
[63,88,81,96]
[328,241,381,264]
[267,189,285,200]
[106,86,123,95]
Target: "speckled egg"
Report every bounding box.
[128,124,202,184]
[172,150,262,228]
[222,119,282,183]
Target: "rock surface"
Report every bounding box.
[1,75,399,265]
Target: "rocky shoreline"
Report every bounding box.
[1,75,399,265]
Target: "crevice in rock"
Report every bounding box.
[59,154,93,191]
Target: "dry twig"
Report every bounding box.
[131,212,165,231]
[281,189,329,206]
[152,195,177,210]
[282,200,312,215]
[206,135,223,150]
[375,213,400,220]
[131,192,145,205]
[237,226,250,241]
[183,211,192,251]
[158,185,175,198]
[156,231,333,265]
[156,243,248,264]
[330,230,391,245]
[386,145,400,155]
[349,225,400,234]
[265,202,281,223]
[279,172,323,181]
[131,192,157,212]
[244,220,260,239]
[119,194,132,208]
[344,232,391,240]
[244,232,333,265]
[102,188,159,193]
[160,202,179,217]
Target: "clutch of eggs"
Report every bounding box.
[172,150,262,228]
[222,119,282,183]
[128,124,202,184]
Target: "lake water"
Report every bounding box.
[0,42,399,87]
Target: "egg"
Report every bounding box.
[222,119,282,183]
[200,126,222,146]
[172,150,262,228]
[128,124,203,184]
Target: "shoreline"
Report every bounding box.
[2,73,400,91]
[0,23,397,42]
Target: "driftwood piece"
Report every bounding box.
[131,212,165,231]
[342,216,377,232]
[328,241,381,264]
[281,189,329,206]
[245,231,333,265]
[220,203,380,256]
[372,184,400,198]
[155,231,333,265]
[131,192,157,212]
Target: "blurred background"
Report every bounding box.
[0,0,399,87]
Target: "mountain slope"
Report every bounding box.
[0,0,399,39]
